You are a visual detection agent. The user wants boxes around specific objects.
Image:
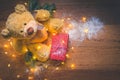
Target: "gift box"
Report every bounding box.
[50,33,69,61]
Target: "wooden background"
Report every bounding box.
[0,0,120,80]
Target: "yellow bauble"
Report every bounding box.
[35,9,50,22]
[48,18,63,34]
[27,43,50,62]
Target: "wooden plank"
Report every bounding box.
[65,25,120,70]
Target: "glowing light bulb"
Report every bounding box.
[25,68,29,73]
[61,62,65,65]
[66,54,70,58]
[8,64,11,67]
[28,76,34,80]
[17,75,20,78]
[10,41,13,46]
[70,64,75,69]
[61,19,65,22]
[55,67,59,70]
[25,49,28,52]
[33,56,36,59]
[45,65,48,69]
[52,33,56,36]
[4,44,9,48]
[44,78,48,80]
[84,28,89,33]
[12,54,16,58]
[71,47,74,50]
[82,17,87,22]
[49,44,51,48]
[24,2,27,6]
[5,52,8,55]
[68,24,72,27]
[67,17,71,20]
[37,46,41,50]
[30,68,34,72]
[53,10,56,13]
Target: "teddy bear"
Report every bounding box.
[34,9,63,34]
[1,4,50,62]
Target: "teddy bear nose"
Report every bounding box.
[27,27,34,35]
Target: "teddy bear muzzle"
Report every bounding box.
[27,27,34,35]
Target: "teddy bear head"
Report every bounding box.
[1,4,43,39]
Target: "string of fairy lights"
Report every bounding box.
[3,39,76,80]
[2,16,78,79]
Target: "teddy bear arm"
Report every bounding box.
[12,39,28,54]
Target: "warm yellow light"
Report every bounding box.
[12,54,16,58]
[55,67,59,70]
[66,54,70,58]
[30,68,34,72]
[17,75,20,78]
[28,76,34,80]
[84,28,89,33]
[49,44,51,48]
[33,56,37,60]
[4,44,9,48]
[45,65,48,69]
[61,19,65,22]
[82,17,87,22]
[10,41,13,46]
[8,64,11,67]
[67,17,71,20]
[24,2,28,6]
[68,24,72,27]
[44,78,48,80]
[52,33,56,36]
[37,46,41,50]
[61,62,65,65]
[71,47,74,50]
[5,52,8,55]
[25,49,28,52]
[30,68,37,73]
[53,10,56,13]
[70,64,75,69]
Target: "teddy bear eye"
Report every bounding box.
[20,30,23,33]
[24,23,27,25]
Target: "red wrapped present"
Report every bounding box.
[50,33,69,61]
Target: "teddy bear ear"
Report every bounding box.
[1,29,11,38]
[15,4,27,14]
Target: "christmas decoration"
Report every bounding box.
[0,0,104,80]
